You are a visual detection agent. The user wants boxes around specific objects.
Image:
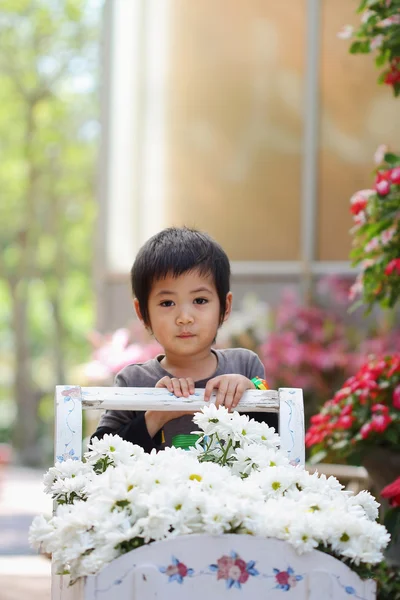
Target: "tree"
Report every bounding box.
[0,0,102,464]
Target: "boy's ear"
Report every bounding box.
[133,298,144,323]
[223,292,233,322]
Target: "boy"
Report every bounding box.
[92,227,276,451]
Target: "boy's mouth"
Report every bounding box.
[177,333,195,338]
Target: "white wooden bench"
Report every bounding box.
[52,385,376,600]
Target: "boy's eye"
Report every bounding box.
[194,298,208,305]
[160,300,174,307]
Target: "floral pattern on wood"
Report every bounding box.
[159,556,194,583]
[273,566,303,591]
[210,551,259,589]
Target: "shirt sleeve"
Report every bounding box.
[89,372,162,453]
[246,350,266,380]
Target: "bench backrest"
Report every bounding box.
[54,386,305,466]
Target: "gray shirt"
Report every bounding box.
[95,347,268,450]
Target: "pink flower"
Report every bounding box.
[390,167,400,184]
[371,403,389,414]
[393,385,400,409]
[349,279,363,301]
[378,15,400,27]
[375,180,391,195]
[381,225,396,246]
[360,422,373,439]
[365,236,380,252]
[361,10,375,24]
[370,35,384,50]
[337,25,354,39]
[374,144,388,165]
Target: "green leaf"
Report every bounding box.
[350,40,371,54]
[331,439,350,450]
[308,450,328,465]
[384,153,400,165]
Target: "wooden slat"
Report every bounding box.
[80,387,280,412]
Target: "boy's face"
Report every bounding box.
[136,269,231,358]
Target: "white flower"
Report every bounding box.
[337,25,354,39]
[192,404,233,437]
[378,15,400,27]
[348,490,380,521]
[43,459,92,494]
[370,35,384,50]
[51,474,91,503]
[381,225,396,246]
[30,406,390,580]
[361,10,375,24]
[29,515,55,550]
[85,434,140,467]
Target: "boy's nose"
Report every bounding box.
[176,310,194,325]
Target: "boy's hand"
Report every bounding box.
[204,375,255,411]
[156,376,195,398]
[145,377,196,434]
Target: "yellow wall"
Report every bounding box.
[160,1,398,261]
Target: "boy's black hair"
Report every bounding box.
[131,227,231,327]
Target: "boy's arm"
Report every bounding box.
[90,373,163,452]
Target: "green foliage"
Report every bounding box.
[348,151,400,312]
[345,0,400,95]
[0,0,103,460]
[375,562,400,600]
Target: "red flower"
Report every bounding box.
[390,167,400,184]
[381,477,400,508]
[384,65,400,86]
[360,422,373,439]
[336,415,354,429]
[393,385,400,410]
[371,413,392,433]
[371,403,389,414]
[310,413,330,425]
[350,198,367,215]
[385,259,400,276]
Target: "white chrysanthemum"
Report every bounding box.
[348,490,380,521]
[85,434,140,467]
[51,474,91,503]
[29,515,55,550]
[43,459,92,494]
[30,406,390,581]
[192,404,233,436]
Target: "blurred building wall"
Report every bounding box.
[95,0,399,331]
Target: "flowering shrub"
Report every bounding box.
[259,284,400,426]
[349,149,400,311]
[29,406,389,583]
[305,354,400,462]
[81,324,161,384]
[338,0,400,96]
